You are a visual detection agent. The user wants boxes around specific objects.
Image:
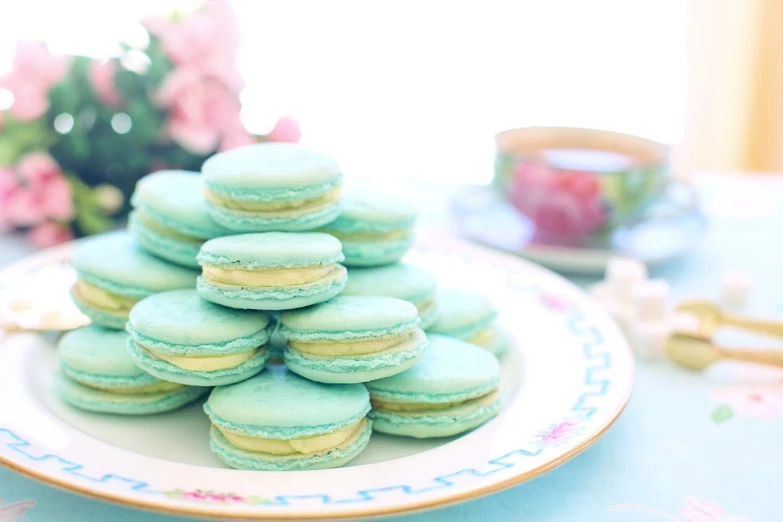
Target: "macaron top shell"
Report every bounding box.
[205,367,370,438]
[326,190,416,232]
[59,326,146,378]
[198,232,344,269]
[72,231,198,296]
[131,170,228,238]
[367,334,500,403]
[280,296,419,341]
[128,289,271,347]
[342,264,436,302]
[429,288,497,333]
[202,143,341,190]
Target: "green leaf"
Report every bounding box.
[711,404,734,424]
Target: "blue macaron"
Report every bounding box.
[70,231,198,329]
[126,289,273,386]
[129,170,231,268]
[196,232,347,310]
[318,190,416,266]
[341,263,439,329]
[57,325,208,415]
[201,143,343,232]
[205,367,372,471]
[280,295,428,384]
[367,334,501,438]
[427,288,509,357]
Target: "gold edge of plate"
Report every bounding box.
[0,379,633,521]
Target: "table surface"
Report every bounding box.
[1,174,781,522]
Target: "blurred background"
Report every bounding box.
[0,0,780,248]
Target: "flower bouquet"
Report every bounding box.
[0,0,300,247]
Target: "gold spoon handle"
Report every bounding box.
[723,314,783,338]
[720,347,783,367]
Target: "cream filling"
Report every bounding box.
[204,185,342,213]
[72,280,137,315]
[144,345,261,371]
[135,210,202,244]
[85,380,187,394]
[202,264,338,287]
[219,418,366,456]
[372,390,500,415]
[468,326,498,348]
[416,298,435,317]
[323,228,411,242]
[289,328,425,357]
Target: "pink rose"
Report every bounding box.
[28,221,73,248]
[1,42,69,120]
[89,60,123,107]
[0,153,73,227]
[266,115,302,143]
[220,127,256,151]
[143,0,243,91]
[156,69,244,154]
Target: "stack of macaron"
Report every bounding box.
[60,142,505,471]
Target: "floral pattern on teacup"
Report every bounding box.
[611,496,751,522]
[0,498,35,521]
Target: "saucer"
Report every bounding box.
[451,184,706,275]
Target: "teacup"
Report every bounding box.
[493,127,694,247]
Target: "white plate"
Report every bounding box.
[0,235,634,520]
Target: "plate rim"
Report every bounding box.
[0,237,635,520]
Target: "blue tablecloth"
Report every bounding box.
[1,175,780,521]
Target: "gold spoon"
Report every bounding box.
[675,300,783,338]
[666,331,783,371]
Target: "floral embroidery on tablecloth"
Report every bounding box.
[710,383,783,424]
[0,498,35,521]
[611,496,751,521]
[163,489,272,505]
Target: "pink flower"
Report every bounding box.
[1,41,69,120]
[155,69,244,154]
[266,115,302,143]
[679,496,751,522]
[509,163,607,242]
[0,498,35,521]
[89,60,123,107]
[28,221,73,247]
[0,153,73,227]
[143,0,243,91]
[713,384,783,421]
[532,417,583,449]
[539,292,571,312]
[220,127,256,151]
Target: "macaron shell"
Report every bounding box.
[56,372,209,415]
[131,170,229,238]
[72,231,198,298]
[205,367,370,438]
[208,201,343,233]
[128,212,202,269]
[366,334,500,403]
[196,274,346,311]
[202,143,341,191]
[340,238,413,267]
[342,264,436,303]
[59,326,146,377]
[198,232,344,269]
[427,288,498,337]
[280,296,419,340]
[70,296,128,330]
[128,289,271,349]
[324,190,416,232]
[208,420,371,471]
[368,398,500,438]
[127,339,270,386]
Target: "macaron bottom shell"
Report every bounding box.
[127,339,271,386]
[369,397,501,438]
[197,275,346,311]
[56,372,209,415]
[340,238,413,267]
[129,212,202,268]
[207,201,343,233]
[70,291,129,330]
[209,419,372,471]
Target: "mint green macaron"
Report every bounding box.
[129,170,231,268]
[367,334,501,438]
[202,143,343,232]
[57,325,208,415]
[280,296,428,384]
[341,263,439,329]
[126,289,273,386]
[70,231,199,329]
[205,367,371,471]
